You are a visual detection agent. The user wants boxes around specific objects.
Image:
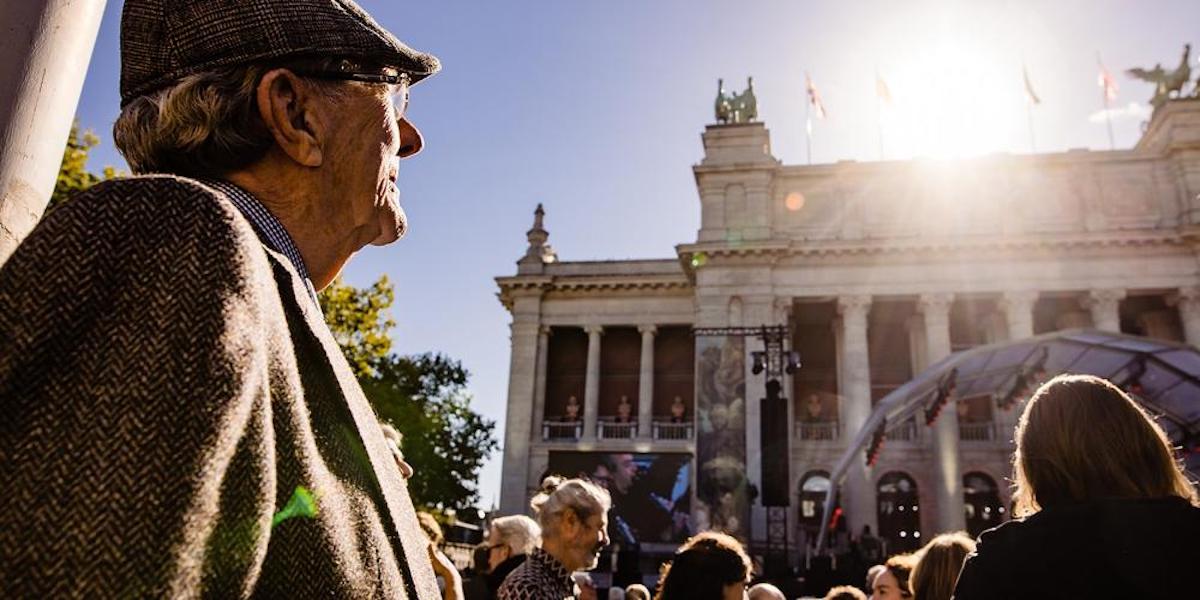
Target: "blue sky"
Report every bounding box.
[75,1,1199,508]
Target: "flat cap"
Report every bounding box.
[120,0,440,106]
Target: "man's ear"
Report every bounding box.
[256,69,325,168]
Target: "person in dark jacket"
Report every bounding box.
[953,374,1200,600]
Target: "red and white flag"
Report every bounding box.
[806,72,827,119]
[1098,60,1118,102]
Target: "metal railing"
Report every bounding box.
[542,420,582,441]
[652,421,693,441]
[597,421,637,440]
[959,421,995,442]
[796,420,840,441]
[886,420,919,442]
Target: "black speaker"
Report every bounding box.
[761,379,791,506]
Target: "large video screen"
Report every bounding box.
[545,452,693,546]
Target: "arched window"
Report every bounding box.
[877,471,921,553]
[798,471,840,535]
[963,471,1005,537]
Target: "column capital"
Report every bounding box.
[637,324,658,335]
[1170,286,1200,308]
[917,293,955,316]
[837,294,872,320]
[1000,290,1039,311]
[539,324,553,336]
[583,324,605,336]
[1082,288,1127,309]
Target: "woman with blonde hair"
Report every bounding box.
[908,532,974,600]
[954,374,1200,600]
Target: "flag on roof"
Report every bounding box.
[1098,59,1119,102]
[875,72,893,106]
[1023,65,1041,105]
[806,72,827,119]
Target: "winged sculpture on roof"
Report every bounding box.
[1126,43,1193,109]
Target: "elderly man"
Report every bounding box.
[499,477,611,600]
[0,0,440,597]
[485,515,542,597]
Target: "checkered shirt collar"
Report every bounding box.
[206,180,320,308]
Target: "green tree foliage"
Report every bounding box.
[320,276,498,511]
[319,276,396,378]
[50,122,117,210]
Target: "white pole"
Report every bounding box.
[0,0,108,267]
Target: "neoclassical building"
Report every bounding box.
[496,99,1200,561]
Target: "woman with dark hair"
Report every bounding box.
[954,374,1200,600]
[655,532,752,600]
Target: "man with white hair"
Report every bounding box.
[749,581,788,600]
[485,515,542,597]
[499,477,612,600]
[0,0,439,596]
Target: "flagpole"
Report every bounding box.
[805,87,813,165]
[875,69,884,161]
[1097,52,1116,151]
[1026,101,1037,153]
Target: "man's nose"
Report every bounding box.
[398,117,424,157]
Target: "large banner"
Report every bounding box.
[694,335,749,539]
[545,452,693,546]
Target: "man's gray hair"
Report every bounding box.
[489,515,541,556]
[113,57,358,178]
[530,476,610,539]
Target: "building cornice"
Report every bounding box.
[496,273,692,310]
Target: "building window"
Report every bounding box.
[964,472,1004,538]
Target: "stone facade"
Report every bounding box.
[496,99,1200,556]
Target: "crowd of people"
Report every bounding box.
[421,374,1200,600]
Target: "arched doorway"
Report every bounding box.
[963,472,1004,537]
[798,471,841,548]
[877,471,920,553]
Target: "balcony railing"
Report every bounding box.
[959,421,995,442]
[886,420,919,442]
[597,420,638,440]
[796,420,840,441]
[542,420,582,441]
[652,421,693,441]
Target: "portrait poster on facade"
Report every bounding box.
[544,452,693,546]
[694,335,749,539]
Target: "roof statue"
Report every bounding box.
[714,76,758,124]
[520,203,557,267]
[1127,43,1192,109]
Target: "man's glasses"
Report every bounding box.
[296,61,411,118]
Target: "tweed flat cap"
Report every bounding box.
[120,0,440,106]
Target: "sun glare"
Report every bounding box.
[880,33,1026,159]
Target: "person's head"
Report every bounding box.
[865,564,887,591]
[871,553,917,600]
[531,476,611,571]
[605,453,638,495]
[416,511,442,546]
[1012,374,1199,517]
[486,515,541,572]
[115,0,439,289]
[626,583,652,600]
[608,587,627,600]
[748,582,786,600]
[655,532,752,600]
[909,532,975,600]
[825,585,868,600]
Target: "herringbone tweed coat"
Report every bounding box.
[0,176,439,598]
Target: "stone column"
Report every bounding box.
[499,295,542,515]
[837,295,876,534]
[637,324,657,440]
[0,0,107,266]
[531,326,551,443]
[1173,287,1200,347]
[1000,290,1038,341]
[583,325,604,441]
[918,293,966,534]
[1084,289,1126,332]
